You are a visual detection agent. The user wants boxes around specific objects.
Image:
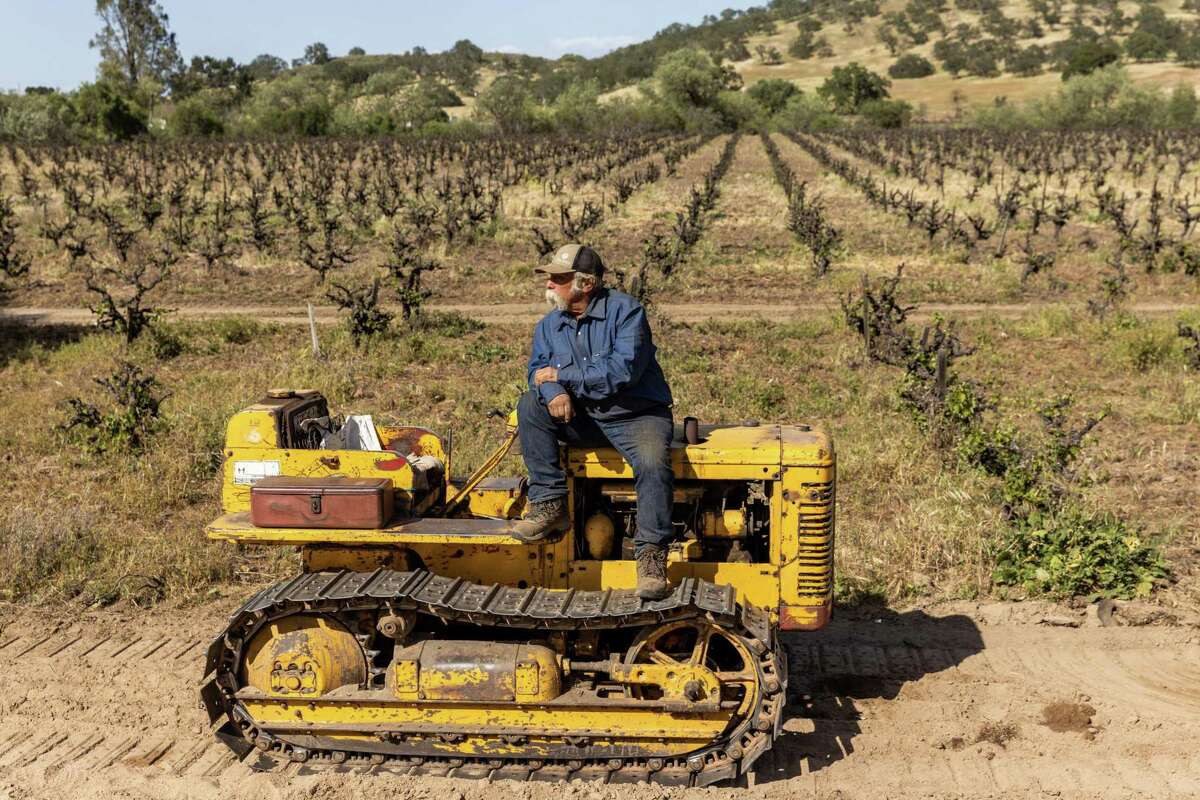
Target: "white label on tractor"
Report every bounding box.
[233,460,281,485]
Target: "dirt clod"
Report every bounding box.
[1041,701,1097,734]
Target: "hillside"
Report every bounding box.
[172,0,1200,125]
[732,0,1200,117]
[5,0,1200,140]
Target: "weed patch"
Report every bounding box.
[61,361,167,454]
[1122,327,1176,372]
[974,721,1019,748]
[994,508,1167,599]
[844,274,1168,600]
[410,310,485,337]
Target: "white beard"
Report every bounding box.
[546,289,568,311]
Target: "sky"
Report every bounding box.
[1,0,743,92]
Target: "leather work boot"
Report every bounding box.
[511,497,569,543]
[635,544,671,600]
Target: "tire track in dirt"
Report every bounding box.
[1,602,1198,799]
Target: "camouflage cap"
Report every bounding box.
[535,243,605,276]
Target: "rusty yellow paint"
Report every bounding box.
[375,426,446,463]
[570,560,781,609]
[224,402,285,449]
[607,661,721,705]
[241,615,365,698]
[207,513,526,547]
[390,642,562,703]
[700,508,747,538]
[240,698,732,750]
[214,393,836,632]
[405,541,554,587]
[302,546,410,573]
[458,486,525,519]
[776,463,836,609]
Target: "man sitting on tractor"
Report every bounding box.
[513,243,676,600]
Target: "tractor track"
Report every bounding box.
[202,570,785,788]
[0,600,1198,799]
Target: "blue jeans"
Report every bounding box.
[517,390,674,552]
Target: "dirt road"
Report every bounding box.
[1,599,1197,800]
[2,301,1196,328]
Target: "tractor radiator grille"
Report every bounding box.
[795,480,835,599]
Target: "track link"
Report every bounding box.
[202,569,785,786]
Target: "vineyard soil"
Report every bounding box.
[1,600,1198,800]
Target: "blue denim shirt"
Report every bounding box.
[527,288,673,419]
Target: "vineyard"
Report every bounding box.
[1,129,1196,606]
[0,130,1198,800]
[6,128,1200,317]
[4,0,1200,791]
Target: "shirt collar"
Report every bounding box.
[556,288,608,326]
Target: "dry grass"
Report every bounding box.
[2,295,1195,609]
[3,95,1200,611]
[975,720,1021,747]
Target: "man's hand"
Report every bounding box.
[547,393,573,423]
[533,366,559,386]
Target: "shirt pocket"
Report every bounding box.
[550,348,574,369]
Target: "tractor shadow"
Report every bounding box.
[754,607,985,782]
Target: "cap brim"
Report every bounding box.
[534,264,575,275]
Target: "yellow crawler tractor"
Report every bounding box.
[201,389,835,785]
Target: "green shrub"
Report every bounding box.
[888,54,935,79]
[655,48,727,111]
[1166,84,1199,127]
[774,93,840,131]
[1124,30,1171,62]
[411,310,484,338]
[993,507,1167,599]
[1061,40,1121,81]
[1122,327,1176,371]
[817,62,891,113]
[859,98,914,128]
[150,328,185,360]
[73,81,147,140]
[362,67,416,96]
[419,79,463,107]
[725,39,752,61]
[550,80,603,133]
[0,91,78,141]
[169,94,226,137]
[235,74,339,136]
[474,75,540,134]
[211,317,271,345]
[971,66,1194,130]
[748,78,800,114]
[713,90,764,130]
[1007,45,1047,77]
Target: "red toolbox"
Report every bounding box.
[250,477,394,529]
